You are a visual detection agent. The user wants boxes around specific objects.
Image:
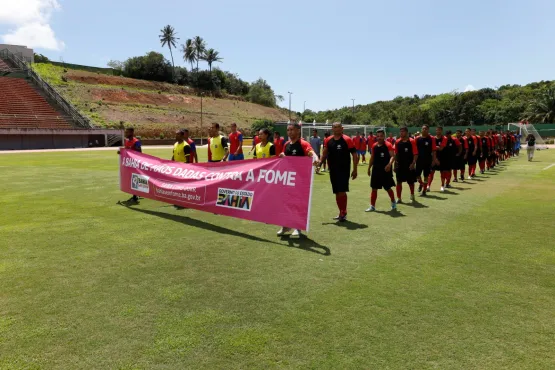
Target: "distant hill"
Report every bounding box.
[32,63,292,138]
[303,81,555,127]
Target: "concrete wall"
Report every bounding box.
[0,134,107,150]
[0,44,33,63]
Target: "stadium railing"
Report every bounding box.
[0,49,94,129]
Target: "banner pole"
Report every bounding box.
[305,158,315,232]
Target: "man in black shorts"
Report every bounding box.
[394,126,418,203]
[465,127,479,179]
[415,124,438,196]
[443,130,462,189]
[453,130,468,182]
[428,126,448,191]
[318,122,358,222]
[366,129,396,212]
[277,122,318,238]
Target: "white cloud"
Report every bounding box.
[0,0,64,51]
[464,84,476,92]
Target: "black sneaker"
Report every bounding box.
[446,184,452,189]
[453,178,458,183]
[333,214,347,222]
[420,191,427,197]
[418,185,423,193]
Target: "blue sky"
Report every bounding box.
[1,0,554,112]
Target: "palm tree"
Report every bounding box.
[182,38,196,70]
[159,25,179,78]
[193,36,206,71]
[523,88,555,123]
[202,48,222,72]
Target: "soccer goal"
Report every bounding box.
[508,122,548,150]
[301,122,387,141]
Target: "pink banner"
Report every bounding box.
[119,149,314,230]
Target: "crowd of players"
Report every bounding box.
[121,122,524,238]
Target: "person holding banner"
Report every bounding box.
[119,127,142,203]
[318,122,358,222]
[277,122,318,238]
[208,123,229,162]
[254,128,276,159]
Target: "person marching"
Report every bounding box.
[228,122,244,161]
[208,123,229,162]
[427,126,448,191]
[526,133,536,161]
[465,128,479,179]
[478,131,490,174]
[253,128,276,159]
[453,130,468,182]
[277,122,318,238]
[310,129,323,173]
[318,122,358,222]
[415,124,438,196]
[119,127,142,203]
[171,129,193,210]
[273,131,286,156]
[366,129,396,212]
[394,126,418,203]
[442,130,461,189]
[183,129,198,163]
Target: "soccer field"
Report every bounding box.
[1,148,555,369]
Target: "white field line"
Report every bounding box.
[542,163,555,170]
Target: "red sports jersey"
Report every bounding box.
[125,137,141,151]
[273,137,286,155]
[284,138,312,156]
[386,137,396,146]
[228,131,243,154]
[367,135,376,149]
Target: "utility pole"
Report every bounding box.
[351,99,355,115]
[304,101,306,112]
[200,93,203,145]
[288,91,293,121]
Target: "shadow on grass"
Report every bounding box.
[471,178,486,182]
[321,220,369,230]
[373,210,407,218]
[442,190,459,195]
[403,201,429,209]
[120,204,331,256]
[421,194,448,200]
[448,186,470,191]
[283,235,331,256]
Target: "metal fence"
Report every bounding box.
[0,49,94,129]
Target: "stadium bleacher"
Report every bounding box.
[0,76,73,129]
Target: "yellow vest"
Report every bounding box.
[173,141,190,162]
[255,142,274,159]
[210,135,226,161]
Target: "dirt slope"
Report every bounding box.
[34,65,291,138]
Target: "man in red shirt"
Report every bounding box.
[249,133,261,157]
[427,127,448,191]
[442,130,461,189]
[453,130,468,182]
[277,122,318,239]
[183,129,198,163]
[318,123,358,222]
[386,132,396,146]
[367,132,376,156]
[366,129,396,211]
[273,131,286,156]
[415,125,438,197]
[465,128,479,179]
[228,123,244,161]
[119,127,142,203]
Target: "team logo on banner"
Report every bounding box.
[216,188,254,211]
[131,173,150,193]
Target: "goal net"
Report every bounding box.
[508,122,548,150]
[300,122,387,141]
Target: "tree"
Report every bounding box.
[523,88,555,123]
[247,78,278,107]
[123,52,173,82]
[182,39,196,70]
[202,48,222,72]
[193,36,206,71]
[159,25,179,79]
[34,53,50,63]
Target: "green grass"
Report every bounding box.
[1,148,555,369]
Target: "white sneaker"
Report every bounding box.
[291,229,301,239]
[468,176,472,180]
[440,186,445,192]
[277,227,290,236]
[410,194,415,202]
[427,186,431,191]
[365,206,376,212]
[396,198,402,204]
